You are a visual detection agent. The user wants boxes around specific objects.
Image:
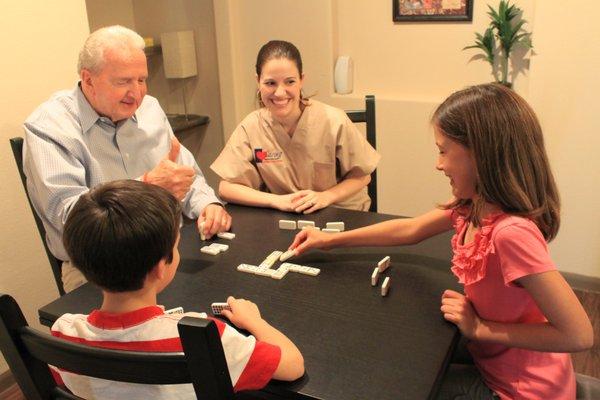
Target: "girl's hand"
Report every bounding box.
[440,290,482,340]
[289,228,334,255]
[291,190,335,214]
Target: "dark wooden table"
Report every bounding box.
[39,205,460,399]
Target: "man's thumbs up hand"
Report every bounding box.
[144,136,194,200]
[167,136,181,162]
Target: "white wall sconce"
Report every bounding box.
[160,30,197,119]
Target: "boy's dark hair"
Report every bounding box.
[63,180,182,292]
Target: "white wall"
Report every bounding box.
[213,0,599,278]
[0,0,89,375]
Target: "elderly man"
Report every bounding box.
[24,25,231,292]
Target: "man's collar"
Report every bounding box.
[75,83,101,133]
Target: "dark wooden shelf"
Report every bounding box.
[167,114,210,134]
[144,45,162,57]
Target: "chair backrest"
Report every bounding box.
[0,293,235,400]
[345,95,378,212]
[9,137,65,296]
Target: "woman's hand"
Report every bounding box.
[440,290,482,340]
[271,192,309,212]
[291,190,335,214]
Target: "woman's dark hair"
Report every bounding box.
[255,40,303,77]
[63,180,182,292]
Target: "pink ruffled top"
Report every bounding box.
[449,208,506,285]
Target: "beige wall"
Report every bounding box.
[528,3,600,280]
[0,0,89,375]
[213,0,599,278]
[86,0,135,31]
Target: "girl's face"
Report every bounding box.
[434,126,478,200]
[257,57,304,122]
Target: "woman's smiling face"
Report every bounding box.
[257,57,304,122]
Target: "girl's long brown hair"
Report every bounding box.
[432,84,560,241]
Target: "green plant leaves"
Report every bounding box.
[464,0,532,86]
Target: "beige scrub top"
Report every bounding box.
[211,99,380,211]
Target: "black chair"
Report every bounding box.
[0,293,235,400]
[9,137,65,296]
[345,95,378,212]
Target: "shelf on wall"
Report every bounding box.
[167,114,210,134]
[144,45,162,57]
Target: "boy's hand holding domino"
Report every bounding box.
[220,296,264,331]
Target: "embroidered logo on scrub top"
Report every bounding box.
[254,148,282,163]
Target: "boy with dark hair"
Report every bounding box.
[51,180,304,399]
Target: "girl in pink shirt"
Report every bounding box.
[290,84,593,399]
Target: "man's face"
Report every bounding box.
[81,47,148,122]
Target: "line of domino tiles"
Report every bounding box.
[238,250,320,280]
[279,220,345,233]
[237,263,320,280]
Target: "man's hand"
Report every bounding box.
[145,137,194,200]
[440,290,482,340]
[198,204,232,239]
[220,296,265,331]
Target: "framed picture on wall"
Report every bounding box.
[393,0,473,22]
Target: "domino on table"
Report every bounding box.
[322,228,340,233]
[378,256,391,273]
[237,264,259,274]
[208,243,229,253]
[279,220,297,230]
[326,221,345,231]
[371,267,379,286]
[255,267,276,277]
[301,266,320,276]
[217,232,236,240]
[381,277,391,296]
[280,263,320,276]
[200,246,220,255]
[211,302,231,315]
[281,262,303,272]
[165,306,184,315]
[259,251,283,269]
[279,249,296,262]
[271,264,289,280]
[297,220,315,229]
[301,226,321,231]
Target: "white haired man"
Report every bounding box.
[23,26,231,292]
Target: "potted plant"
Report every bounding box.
[464,0,532,87]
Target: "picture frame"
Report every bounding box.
[393,0,473,22]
